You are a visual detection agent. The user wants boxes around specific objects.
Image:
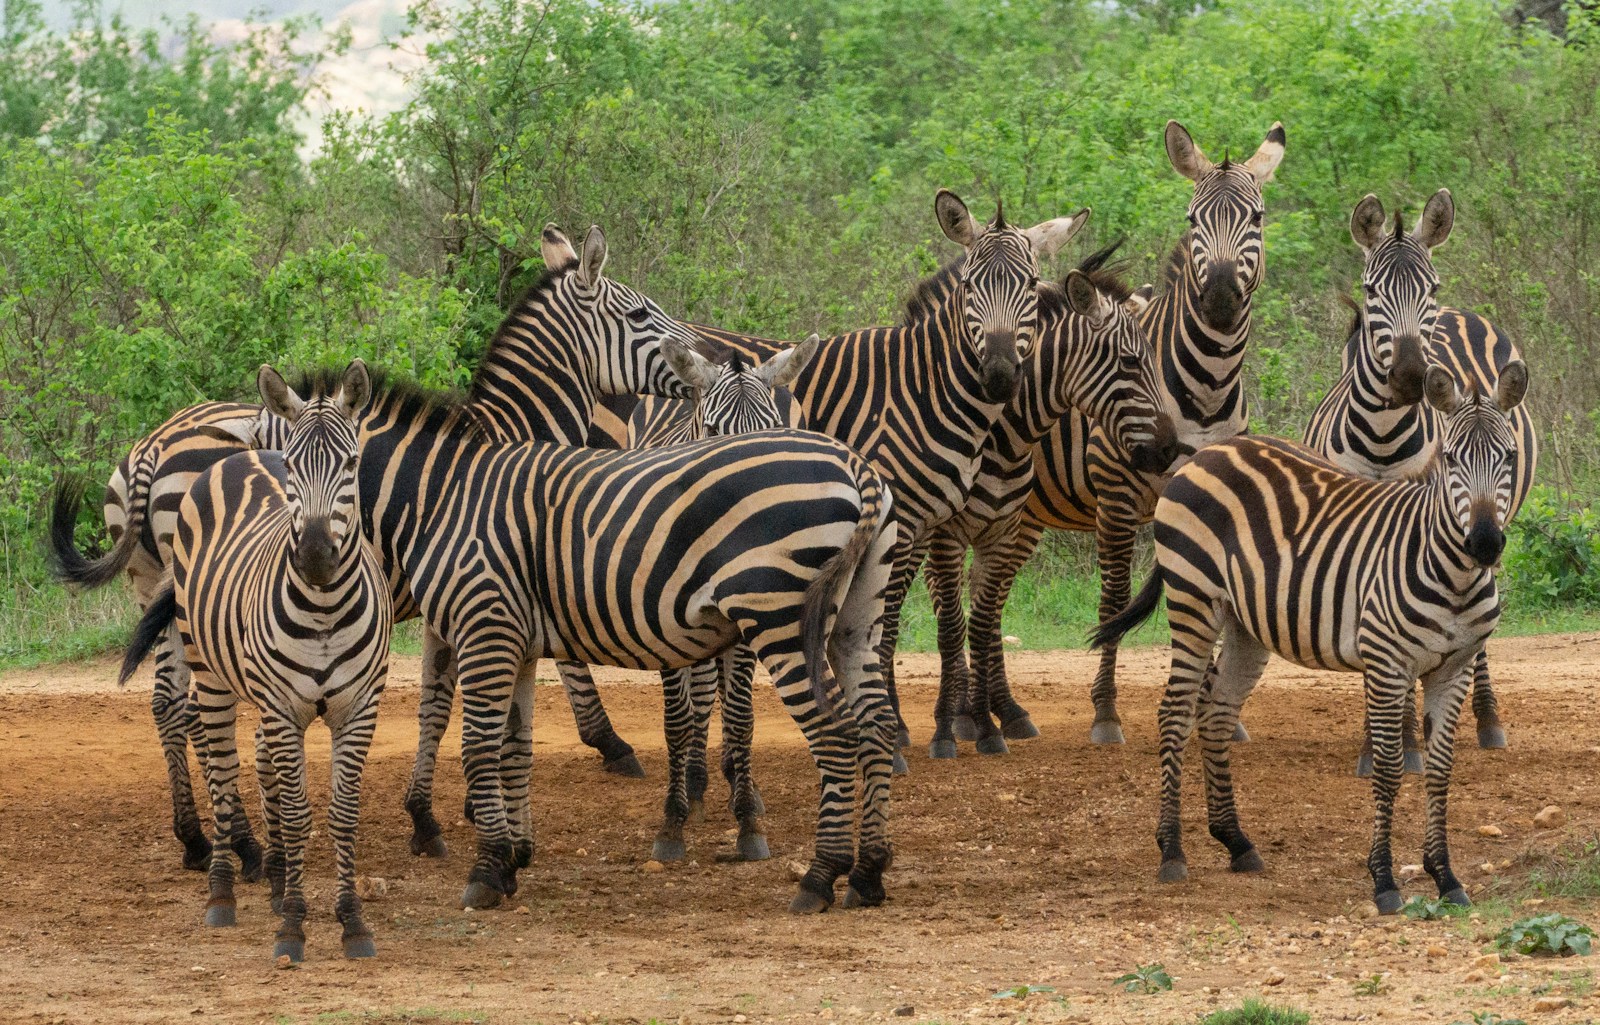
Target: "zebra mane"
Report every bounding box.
[287,365,483,436]
[900,254,965,326]
[469,263,574,398]
[1220,147,1231,172]
[723,350,750,374]
[1160,232,1190,291]
[1068,239,1134,303]
[1394,209,1405,241]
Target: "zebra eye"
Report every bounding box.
[627,307,651,325]
[1187,213,1198,227]
[345,454,359,471]
[1251,210,1263,227]
[1119,354,1141,371]
[1430,282,1441,297]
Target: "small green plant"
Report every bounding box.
[1353,973,1390,996]
[1495,913,1595,957]
[1200,999,1311,1025]
[1448,1014,1527,1025]
[1403,895,1471,920]
[991,984,1056,999]
[1113,963,1173,994]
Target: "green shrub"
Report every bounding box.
[1503,489,1600,609]
[1496,914,1595,957]
[1201,1001,1311,1025]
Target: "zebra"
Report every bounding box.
[1305,190,1539,776]
[921,245,1180,757]
[312,364,899,913]
[118,360,390,962]
[49,223,702,868]
[1090,362,1528,913]
[950,120,1286,747]
[634,334,819,864]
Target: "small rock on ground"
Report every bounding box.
[1477,824,1504,837]
[1534,804,1566,829]
[1533,996,1572,1013]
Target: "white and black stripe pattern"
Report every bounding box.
[1091,362,1529,914]
[120,360,391,962]
[997,121,1286,745]
[918,246,1180,757]
[1306,191,1540,772]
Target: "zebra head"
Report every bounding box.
[1059,264,1180,474]
[662,334,818,438]
[540,223,699,401]
[1165,120,1286,333]
[1350,190,1455,406]
[935,189,1090,403]
[1425,361,1528,569]
[258,359,369,589]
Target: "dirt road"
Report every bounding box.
[3,635,1599,1024]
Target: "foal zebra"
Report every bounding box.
[921,246,1179,757]
[633,336,819,864]
[968,120,1285,745]
[1305,190,1539,774]
[1092,363,1528,913]
[121,361,390,961]
[49,223,700,867]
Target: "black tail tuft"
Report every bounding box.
[1087,572,1166,651]
[120,586,177,687]
[47,477,134,591]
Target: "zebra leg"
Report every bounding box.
[718,647,768,860]
[1471,649,1506,749]
[878,534,932,772]
[654,666,695,863]
[456,644,524,910]
[684,659,720,821]
[1401,682,1425,775]
[329,692,382,959]
[194,677,240,928]
[1364,665,1411,915]
[500,662,536,874]
[557,660,644,778]
[1089,502,1141,745]
[831,596,895,909]
[1420,661,1474,907]
[969,523,1037,747]
[148,620,211,871]
[253,724,286,916]
[263,718,311,963]
[1154,596,1221,885]
[1198,621,1271,874]
[405,627,455,858]
[924,535,972,759]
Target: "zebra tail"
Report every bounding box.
[119,585,177,687]
[799,473,887,723]
[1087,571,1166,651]
[47,454,151,592]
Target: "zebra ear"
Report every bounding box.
[540,223,578,272]
[258,365,305,423]
[338,358,370,420]
[1242,122,1287,183]
[1125,284,1155,315]
[1023,207,1090,262]
[1424,365,1462,414]
[1495,359,1528,412]
[1064,270,1112,326]
[662,337,719,391]
[1412,189,1454,251]
[1165,120,1212,182]
[1350,194,1387,254]
[577,224,608,289]
[935,189,983,248]
[758,333,819,390]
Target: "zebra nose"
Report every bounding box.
[1198,262,1245,330]
[981,329,1021,402]
[295,518,339,586]
[1465,519,1505,568]
[1389,336,1428,405]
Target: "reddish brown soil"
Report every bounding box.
[3,635,1599,1025]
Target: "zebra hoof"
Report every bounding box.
[952,715,978,742]
[1230,848,1265,874]
[736,832,771,862]
[459,881,503,910]
[1157,859,1189,884]
[1232,721,1251,743]
[604,753,646,778]
[1403,750,1425,775]
[1354,752,1374,778]
[273,939,305,963]
[686,799,706,825]
[1089,721,1125,746]
[342,932,377,959]
[840,885,884,909]
[928,738,958,760]
[1478,723,1507,750]
[1002,716,1040,741]
[975,735,1009,756]
[204,902,236,928]
[1440,886,1472,908]
[788,887,832,915]
[411,834,448,859]
[652,838,687,863]
[891,750,909,775]
[1375,889,1404,916]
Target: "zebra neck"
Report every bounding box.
[280,538,368,609]
[467,289,601,446]
[1334,343,1437,474]
[1148,267,1252,432]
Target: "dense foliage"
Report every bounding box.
[4,0,1599,661]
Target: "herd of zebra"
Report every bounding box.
[43,118,1539,959]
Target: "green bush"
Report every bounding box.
[1496,913,1595,957]
[1503,488,1600,608]
[1201,1001,1311,1025]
